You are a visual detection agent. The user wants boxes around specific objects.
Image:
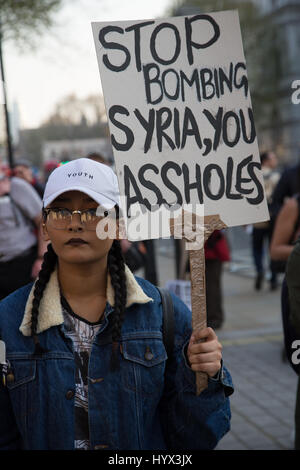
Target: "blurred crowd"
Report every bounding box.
[1,149,300,317]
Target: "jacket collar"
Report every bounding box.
[19,265,153,336]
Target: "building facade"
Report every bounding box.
[42,137,113,164]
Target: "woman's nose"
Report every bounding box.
[67,213,83,231]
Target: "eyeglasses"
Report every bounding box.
[43,207,109,230]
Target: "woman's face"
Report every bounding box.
[43,190,114,265]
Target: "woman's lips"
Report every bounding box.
[65,238,88,245]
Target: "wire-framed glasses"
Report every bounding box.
[43,207,109,230]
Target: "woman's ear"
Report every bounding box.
[42,222,50,242]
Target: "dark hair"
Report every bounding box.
[260,152,269,165]
[87,152,108,165]
[13,158,31,169]
[31,243,57,355]
[107,239,127,369]
[31,240,127,369]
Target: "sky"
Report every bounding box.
[3,0,173,130]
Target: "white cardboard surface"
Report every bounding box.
[92,11,269,240]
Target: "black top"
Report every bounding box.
[60,294,103,326]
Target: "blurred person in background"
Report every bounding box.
[205,230,230,330]
[271,159,300,216]
[270,176,300,365]
[43,160,59,183]
[13,159,45,198]
[182,230,230,330]
[270,194,300,263]
[0,165,47,300]
[252,151,280,290]
[285,239,300,449]
[269,157,300,262]
[87,152,109,165]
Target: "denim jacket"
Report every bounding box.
[0,265,233,450]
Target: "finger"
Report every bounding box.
[189,351,222,365]
[190,362,221,377]
[190,327,217,343]
[188,339,222,355]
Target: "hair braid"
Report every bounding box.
[107,239,127,370]
[31,243,57,355]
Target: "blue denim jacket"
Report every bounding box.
[0,268,233,450]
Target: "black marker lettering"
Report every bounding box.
[125,21,155,72]
[138,164,163,206]
[203,107,223,151]
[240,108,256,144]
[156,108,175,152]
[99,26,130,72]
[181,107,202,149]
[200,68,215,99]
[162,69,180,100]
[182,163,203,204]
[234,62,248,97]
[109,105,134,151]
[185,15,220,65]
[173,108,181,148]
[213,68,220,98]
[150,23,181,65]
[143,63,163,104]
[123,156,263,212]
[235,155,254,195]
[134,108,155,153]
[222,111,241,147]
[246,161,264,205]
[219,62,233,95]
[202,138,212,156]
[180,69,201,102]
[203,164,225,200]
[124,165,146,215]
[226,157,243,199]
[161,162,183,205]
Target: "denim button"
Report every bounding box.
[94,444,109,450]
[6,373,14,383]
[145,347,154,361]
[65,390,75,400]
[89,377,104,384]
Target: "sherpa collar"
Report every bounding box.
[19,265,153,336]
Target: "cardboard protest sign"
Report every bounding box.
[92,11,269,394]
[92,10,269,242]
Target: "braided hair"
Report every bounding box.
[31,239,127,368]
[31,243,57,355]
[107,239,127,370]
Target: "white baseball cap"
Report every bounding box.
[43,158,120,209]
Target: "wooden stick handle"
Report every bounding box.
[170,212,227,395]
[188,214,227,395]
[189,248,208,395]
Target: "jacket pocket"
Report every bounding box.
[121,338,167,395]
[6,359,36,390]
[6,358,37,440]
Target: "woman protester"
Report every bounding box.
[0,158,233,450]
